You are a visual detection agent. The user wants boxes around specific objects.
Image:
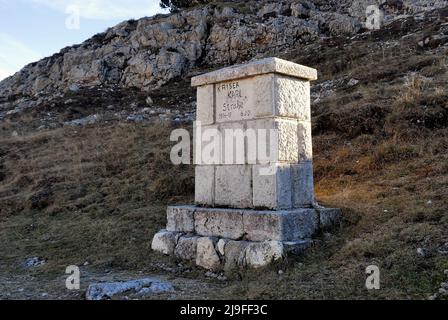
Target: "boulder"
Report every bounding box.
[86,278,174,300]
[196,237,221,270]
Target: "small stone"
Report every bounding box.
[151,230,181,255]
[444,269,448,275]
[196,237,221,271]
[23,257,45,268]
[146,96,154,105]
[223,240,249,271]
[68,84,80,92]
[244,241,284,269]
[174,236,198,261]
[417,247,428,258]
[217,239,228,256]
[127,114,144,122]
[347,78,360,87]
[217,274,228,281]
[278,270,284,275]
[86,278,173,300]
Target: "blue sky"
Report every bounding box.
[0,0,166,81]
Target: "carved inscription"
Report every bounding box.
[216,80,250,122]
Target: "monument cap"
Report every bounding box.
[191,57,318,87]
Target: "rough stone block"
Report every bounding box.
[274,75,311,121]
[243,209,318,241]
[195,208,244,240]
[252,164,292,210]
[243,211,285,241]
[246,119,299,163]
[166,206,195,233]
[195,124,221,165]
[192,57,317,87]
[244,241,284,268]
[215,74,274,123]
[217,238,229,256]
[291,161,315,207]
[196,85,214,125]
[219,121,246,165]
[195,166,214,206]
[283,240,314,255]
[283,208,319,239]
[196,237,221,271]
[214,165,252,208]
[151,230,181,255]
[223,240,249,271]
[318,208,342,230]
[297,121,313,162]
[174,236,199,261]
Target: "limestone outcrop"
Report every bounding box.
[1,0,446,100]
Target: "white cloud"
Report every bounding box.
[0,67,13,81]
[28,0,165,20]
[0,33,43,81]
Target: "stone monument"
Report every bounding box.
[152,57,341,270]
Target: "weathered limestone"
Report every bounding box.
[292,162,315,207]
[246,118,299,163]
[274,75,311,121]
[191,57,317,87]
[215,74,274,123]
[244,241,284,268]
[174,236,198,261]
[252,164,292,210]
[297,121,313,162]
[223,240,249,271]
[196,85,214,125]
[166,206,195,232]
[243,209,318,241]
[214,165,252,208]
[196,237,221,271]
[151,230,181,255]
[152,58,341,271]
[195,208,244,239]
[194,166,214,205]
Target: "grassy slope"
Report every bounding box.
[0,13,447,299]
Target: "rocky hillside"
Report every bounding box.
[1,0,448,133]
[1,0,447,99]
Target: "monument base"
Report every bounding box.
[151,205,341,270]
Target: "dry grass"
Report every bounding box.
[0,123,194,275]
